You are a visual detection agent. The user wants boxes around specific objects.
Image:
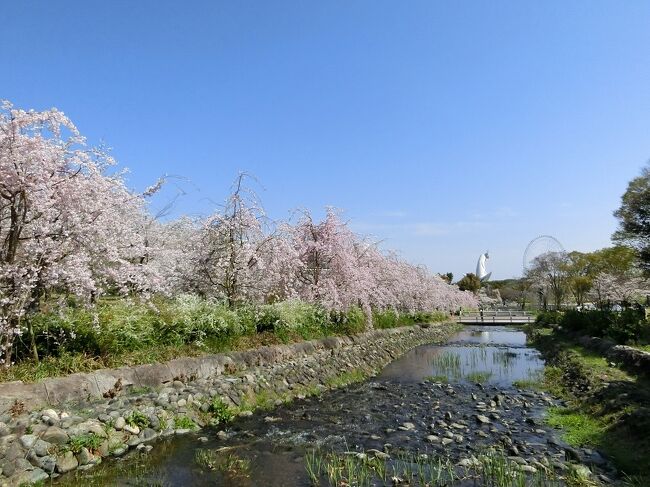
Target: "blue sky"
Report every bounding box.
[3,1,650,279]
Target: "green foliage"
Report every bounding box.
[68,433,103,454]
[6,296,443,382]
[613,164,650,273]
[457,273,481,293]
[535,310,563,325]
[330,306,367,335]
[372,309,447,329]
[254,300,331,336]
[173,415,197,430]
[208,397,234,424]
[560,308,649,344]
[546,407,605,447]
[126,410,150,429]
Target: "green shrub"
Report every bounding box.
[606,308,649,344]
[535,310,563,326]
[156,295,242,345]
[173,415,197,430]
[560,308,649,344]
[208,397,234,424]
[126,410,150,429]
[330,307,366,335]
[68,433,103,453]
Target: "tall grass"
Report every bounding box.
[5,297,448,382]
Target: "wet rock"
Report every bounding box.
[475,415,491,424]
[399,422,415,431]
[425,435,440,443]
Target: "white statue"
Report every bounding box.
[476,251,492,282]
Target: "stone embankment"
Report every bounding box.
[574,335,650,375]
[0,323,458,486]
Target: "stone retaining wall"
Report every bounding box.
[575,335,650,375]
[0,322,458,486]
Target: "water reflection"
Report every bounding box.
[379,326,544,386]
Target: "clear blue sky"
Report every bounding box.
[3,1,650,279]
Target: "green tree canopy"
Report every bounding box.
[457,273,481,294]
[613,164,650,273]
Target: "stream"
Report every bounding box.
[58,326,611,486]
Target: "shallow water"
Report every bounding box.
[379,326,544,386]
[58,326,552,486]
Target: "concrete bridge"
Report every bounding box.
[457,310,534,325]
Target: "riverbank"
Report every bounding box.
[527,326,650,484]
[54,325,611,487]
[0,322,459,486]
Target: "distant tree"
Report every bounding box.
[526,252,569,310]
[439,272,453,284]
[613,163,650,273]
[457,273,481,294]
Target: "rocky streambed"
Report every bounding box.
[45,326,617,486]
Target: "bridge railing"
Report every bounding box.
[457,310,533,324]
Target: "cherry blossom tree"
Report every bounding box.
[0,101,158,365]
[187,174,278,307]
[592,272,649,307]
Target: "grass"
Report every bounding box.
[2,299,452,384]
[126,410,150,429]
[304,448,565,487]
[529,326,650,482]
[173,415,196,430]
[424,374,449,383]
[324,368,369,388]
[465,371,492,383]
[546,407,605,446]
[208,397,235,425]
[67,433,103,454]
[195,450,251,478]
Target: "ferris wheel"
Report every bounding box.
[523,235,565,272]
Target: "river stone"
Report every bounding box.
[11,467,49,486]
[400,422,415,430]
[123,424,140,435]
[20,434,38,449]
[77,447,93,466]
[56,451,79,473]
[0,422,10,437]
[475,415,491,424]
[30,454,56,473]
[42,426,69,445]
[69,420,107,438]
[425,435,440,443]
[519,465,537,473]
[114,417,126,430]
[33,439,52,457]
[42,409,60,422]
[441,438,453,446]
[112,445,128,456]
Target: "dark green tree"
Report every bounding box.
[613,163,650,273]
[457,273,481,294]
